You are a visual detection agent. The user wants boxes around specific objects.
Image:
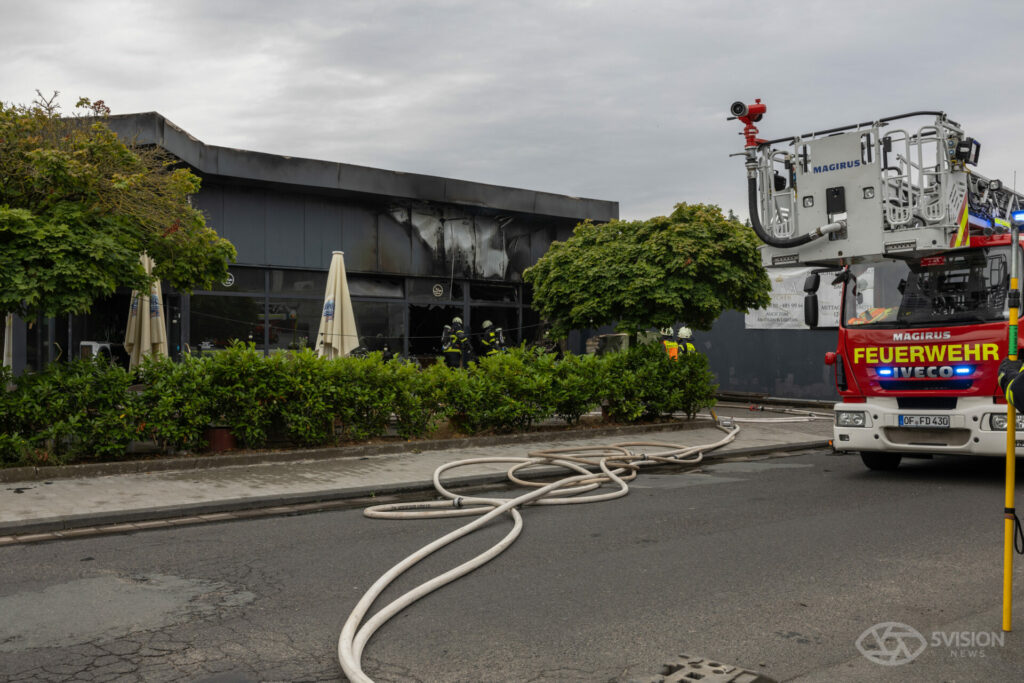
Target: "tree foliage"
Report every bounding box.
[0,92,236,318]
[524,203,771,337]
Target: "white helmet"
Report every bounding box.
[482,320,493,330]
[676,326,693,340]
[660,327,674,337]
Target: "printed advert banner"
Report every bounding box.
[745,267,841,330]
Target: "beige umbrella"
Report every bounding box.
[316,250,359,358]
[124,253,168,368]
[2,314,12,368]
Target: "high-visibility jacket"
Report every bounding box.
[442,327,469,366]
[1000,358,1024,411]
[662,339,679,360]
[480,330,501,356]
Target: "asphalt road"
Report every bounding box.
[1,450,1023,682]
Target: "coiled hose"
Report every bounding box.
[338,408,831,682]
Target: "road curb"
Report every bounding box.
[0,419,715,484]
[0,439,829,537]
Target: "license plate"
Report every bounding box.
[899,414,950,428]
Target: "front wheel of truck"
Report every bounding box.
[860,451,902,471]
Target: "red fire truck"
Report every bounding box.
[731,102,1024,469]
[829,233,1020,470]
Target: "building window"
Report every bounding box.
[190,295,266,352]
[351,301,405,353]
[269,269,326,296]
[349,277,404,298]
[265,299,322,351]
[470,284,518,302]
[211,267,265,293]
[408,279,463,301]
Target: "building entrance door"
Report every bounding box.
[409,304,463,359]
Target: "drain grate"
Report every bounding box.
[630,653,775,683]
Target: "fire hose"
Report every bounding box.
[337,409,831,682]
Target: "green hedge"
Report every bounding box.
[0,342,717,466]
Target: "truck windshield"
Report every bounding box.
[842,248,1009,328]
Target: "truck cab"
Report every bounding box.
[831,234,1020,469]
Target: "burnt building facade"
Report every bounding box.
[6,113,618,372]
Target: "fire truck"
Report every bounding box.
[732,101,1024,470]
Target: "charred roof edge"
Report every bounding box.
[106,112,618,222]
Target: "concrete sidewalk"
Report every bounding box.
[0,407,833,540]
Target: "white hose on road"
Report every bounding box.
[338,409,826,681]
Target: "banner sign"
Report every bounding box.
[744,267,842,330]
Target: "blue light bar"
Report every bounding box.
[1013,210,1024,226]
[877,367,894,377]
[954,365,973,375]
[968,213,992,229]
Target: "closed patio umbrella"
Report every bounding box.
[316,251,359,358]
[124,253,168,368]
[2,314,12,368]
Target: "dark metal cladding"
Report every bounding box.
[106,112,617,284]
[696,311,838,401]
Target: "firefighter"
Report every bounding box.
[676,326,697,354]
[999,356,1024,411]
[660,327,679,360]
[534,327,564,360]
[479,320,505,357]
[441,317,469,368]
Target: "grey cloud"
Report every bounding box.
[2,0,1024,220]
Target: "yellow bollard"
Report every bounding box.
[1005,276,1019,632]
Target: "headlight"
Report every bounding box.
[837,411,866,427]
[991,414,1007,430]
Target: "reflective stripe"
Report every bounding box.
[953,195,970,247]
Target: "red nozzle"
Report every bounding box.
[731,99,767,147]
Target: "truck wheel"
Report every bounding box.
[860,451,902,471]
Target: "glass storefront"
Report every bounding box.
[7,267,549,372]
[190,295,266,352]
[182,266,532,359]
[352,302,405,353]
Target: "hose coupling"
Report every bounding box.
[453,497,464,509]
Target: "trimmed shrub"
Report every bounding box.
[447,347,557,434]
[551,353,603,424]
[8,359,138,461]
[325,353,397,441]
[599,343,717,422]
[0,339,719,465]
[206,341,288,449]
[273,349,336,447]
[136,354,213,452]
[389,359,452,439]
[0,366,35,465]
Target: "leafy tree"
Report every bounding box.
[0,92,236,319]
[524,203,770,338]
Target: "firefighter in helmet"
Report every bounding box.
[660,327,679,360]
[441,317,470,368]
[676,326,696,354]
[479,320,506,357]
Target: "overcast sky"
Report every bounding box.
[3,0,1023,221]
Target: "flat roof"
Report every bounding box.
[106,112,618,222]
